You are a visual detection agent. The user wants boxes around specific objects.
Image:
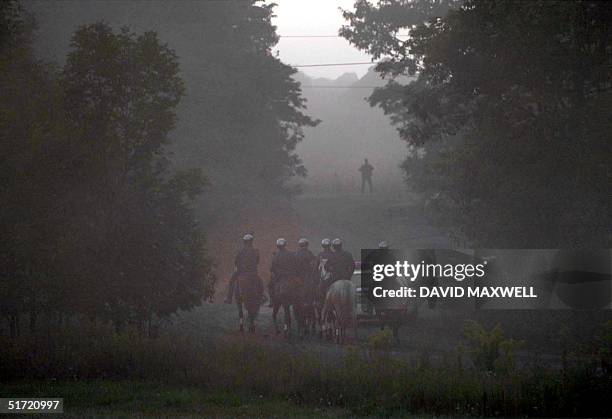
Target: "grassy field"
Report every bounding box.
[2,316,611,417]
[0,381,351,418]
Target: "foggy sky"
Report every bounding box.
[272,0,374,79]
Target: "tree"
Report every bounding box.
[342,0,612,247]
[1,12,214,335]
[61,22,213,328]
[173,1,319,197]
[0,0,72,335]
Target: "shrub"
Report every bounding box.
[463,320,522,374]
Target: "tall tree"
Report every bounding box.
[1,10,214,334]
[173,1,319,197]
[61,22,213,327]
[0,0,72,334]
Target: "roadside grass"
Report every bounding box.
[1,320,611,417]
[0,381,350,418]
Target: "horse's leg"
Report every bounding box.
[292,304,300,339]
[272,302,280,334]
[307,303,316,337]
[334,314,340,344]
[245,297,256,334]
[283,303,291,338]
[296,304,306,340]
[323,311,335,341]
[321,300,331,341]
[248,308,256,333]
[392,321,400,344]
[236,302,244,332]
[314,302,323,338]
[305,304,312,337]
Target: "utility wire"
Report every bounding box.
[279,34,410,38]
[301,85,382,88]
[280,35,344,38]
[292,61,378,68]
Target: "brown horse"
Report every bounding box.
[236,273,263,333]
[295,273,318,338]
[271,275,313,339]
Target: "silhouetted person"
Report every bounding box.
[317,238,334,270]
[359,158,374,194]
[295,238,316,281]
[325,238,355,282]
[225,234,260,304]
[268,238,296,307]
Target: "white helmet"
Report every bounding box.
[332,238,342,247]
[298,238,309,247]
[243,234,254,241]
[321,238,331,247]
[276,238,287,247]
[378,241,388,249]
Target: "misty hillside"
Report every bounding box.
[294,69,409,193]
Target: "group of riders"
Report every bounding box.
[225,235,354,306]
[224,234,375,335]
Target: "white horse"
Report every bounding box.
[322,279,357,344]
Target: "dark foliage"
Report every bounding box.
[342,0,612,247]
[1,7,213,334]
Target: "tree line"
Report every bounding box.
[342,0,611,247]
[0,1,315,336]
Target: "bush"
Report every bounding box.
[1,322,611,416]
[463,320,522,374]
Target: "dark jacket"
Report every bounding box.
[270,248,296,279]
[359,163,374,178]
[295,248,316,279]
[326,249,355,281]
[235,247,259,274]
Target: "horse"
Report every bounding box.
[314,258,332,338]
[296,271,318,338]
[271,275,304,338]
[322,279,357,344]
[235,272,263,333]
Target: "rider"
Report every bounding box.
[225,233,261,304]
[317,238,334,267]
[295,238,316,281]
[378,241,389,249]
[268,238,296,307]
[326,238,355,282]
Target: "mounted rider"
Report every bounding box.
[325,238,355,283]
[295,238,316,281]
[268,238,296,307]
[317,238,334,272]
[225,234,262,304]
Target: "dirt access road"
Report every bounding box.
[293,190,450,254]
[177,190,596,368]
[175,190,469,362]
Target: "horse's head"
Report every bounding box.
[318,259,331,282]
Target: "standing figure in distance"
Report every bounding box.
[225,233,260,304]
[359,158,374,194]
